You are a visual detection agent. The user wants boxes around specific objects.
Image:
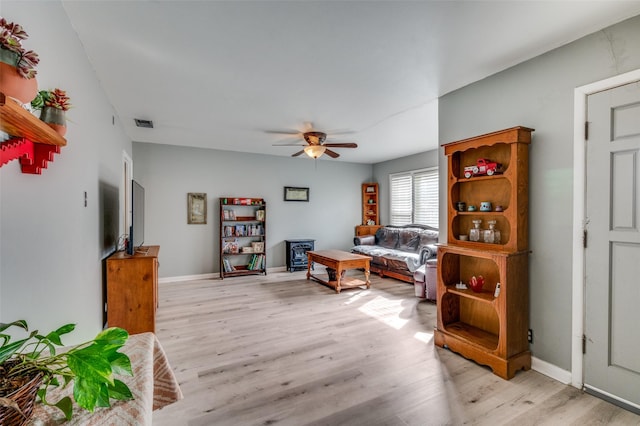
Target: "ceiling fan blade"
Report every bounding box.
[324,149,340,158]
[264,129,302,135]
[291,150,306,157]
[273,143,306,147]
[325,129,356,136]
[323,143,358,148]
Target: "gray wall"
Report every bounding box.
[373,150,440,225]
[0,2,132,342]
[438,15,640,370]
[132,142,373,278]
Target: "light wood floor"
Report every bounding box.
[152,271,640,425]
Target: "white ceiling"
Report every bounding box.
[62,1,640,164]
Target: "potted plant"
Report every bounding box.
[0,17,39,104]
[0,320,134,425]
[31,88,71,136]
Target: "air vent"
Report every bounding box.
[134,118,154,128]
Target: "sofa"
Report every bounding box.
[351,224,438,283]
[413,259,438,301]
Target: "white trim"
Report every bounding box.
[572,68,640,389]
[531,356,572,385]
[158,273,219,284]
[158,266,288,284]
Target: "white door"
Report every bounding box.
[584,80,640,410]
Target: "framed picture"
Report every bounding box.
[251,241,264,253]
[284,186,309,202]
[188,193,207,224]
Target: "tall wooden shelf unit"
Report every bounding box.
[435,126,534,380]
[219,198,266,278]
[356,183,382,236]
[106,246,159,335]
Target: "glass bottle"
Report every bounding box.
[469,220,482,242]
[484,220,500,244]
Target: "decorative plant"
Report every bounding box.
[31,89,72,111]
[0,320,134,421]
[0,17,39,78]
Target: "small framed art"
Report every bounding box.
[188,193,207,224]
[284,186,309,202]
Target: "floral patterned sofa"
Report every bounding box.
[351,224,438,283]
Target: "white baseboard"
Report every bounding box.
[531,356,573,385]
[158,266,289,284]
[158,273,218,283]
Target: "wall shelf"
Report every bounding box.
[0,92,66,174]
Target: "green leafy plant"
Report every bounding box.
[31,88,72,111]
[0,17,39,78]
[0,320,134,421]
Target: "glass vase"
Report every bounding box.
[469,220,482,242]
[483,220,500,244]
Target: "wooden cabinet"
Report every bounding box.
[106,246,159,335]
[220,197,266,278]
[361,183,379,225]
[435,126,533,380]
[355,225,382,236]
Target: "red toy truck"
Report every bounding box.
[464,158,502,178]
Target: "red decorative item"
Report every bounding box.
[469,275,485,293]
[0,137,60,174]
[463,158,503,178]
[0,92,66,174]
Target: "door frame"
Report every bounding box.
[572,68,640,390]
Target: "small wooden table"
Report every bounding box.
[307,250,372,293]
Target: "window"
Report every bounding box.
[390,168,438,228]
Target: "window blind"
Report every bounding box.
[413,169,439,228]
[389,167,438,228]
[390,173,412,225]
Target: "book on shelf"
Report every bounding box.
[248,253,265,270]
[222,238,239,254]
[248,224,263,236]
[235,225,246,236]
[222,209,236,220]
[222,258,235,272]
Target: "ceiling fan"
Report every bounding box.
[268,123,358,159]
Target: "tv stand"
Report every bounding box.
[106,246,159,334]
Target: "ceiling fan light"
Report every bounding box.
[304,145,326,159]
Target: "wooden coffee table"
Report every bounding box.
[307,250,371,293]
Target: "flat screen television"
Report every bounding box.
[127,179,145,255]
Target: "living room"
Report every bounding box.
[2,1,640,423]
